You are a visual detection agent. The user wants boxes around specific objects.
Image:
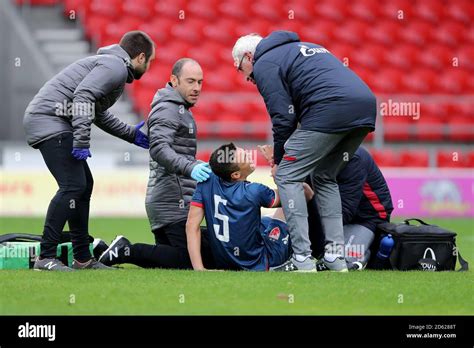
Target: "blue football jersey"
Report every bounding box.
[191,173,276,271]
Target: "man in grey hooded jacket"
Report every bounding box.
[24,31,155,271]
[98,58,215,269]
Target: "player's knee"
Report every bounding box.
[60,180,88,198]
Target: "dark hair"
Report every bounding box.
[209,143,240,182]
[119,31,155,62]
[172,58,198,78]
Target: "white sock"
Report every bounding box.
[324,253,343,262]
[294,254,310,262]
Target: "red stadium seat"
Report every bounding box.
[251,0,285,21]
[327,43,355,62]
[437,150,469,168]
[414,0,444,23]
[467,151,474,167]
[379,0,413,20]
[300,19,337,46]
[369,149,400,167]
[132,87,156,117]
[370,68,403,94]
[433,21,468,47]
[187,43,222,69]
[414,116,444,141]
[219,99,254,119]
[215,114,247,138]
[365,20,402,46]
[447,117,474,142]
[421,102,449,122]
[89,0,122,18]
[446,0,473,24]
[285,0,315,22]
[354,44,386,70]
[384,44,418,70]
[138,65,170,91]
[193,100,222,122]
[202,19,238,45]
[218,0,253,20]
[139,19,175,44]
[187,0,219,20]
[449,102,474,119]
[122,0,155,20]
[204,67,236,92]
[82,15,110,41]
[458,46,474,72]
[156,42,188,65]
[348,0,381,22]
[417,44,455,71]
[437,69,470,94]
[196,150,212,162]
[170,19,205,44]
[399,150,429,167]
[399,21,434,46]
[333,20,369,45]
[401,69,437,94]
[383,117,412,141]
[314,0,348,23]
[154,0,186,18]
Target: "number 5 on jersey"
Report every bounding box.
[213,194,230,242]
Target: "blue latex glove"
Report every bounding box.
[191,162,212,182]
[134,120,149,149]
[71,148,92,160]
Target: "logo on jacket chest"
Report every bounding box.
[298,44,330,57]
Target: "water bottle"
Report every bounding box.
[373,234,394,269]
[377,234,395,260]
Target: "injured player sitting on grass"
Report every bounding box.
[186,143,315,271]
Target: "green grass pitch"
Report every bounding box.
[1,217,472,315]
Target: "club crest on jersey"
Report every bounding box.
[268,227,280,241]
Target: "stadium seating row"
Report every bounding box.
[16,0,473,162]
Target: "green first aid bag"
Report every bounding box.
[0,233,108,270]
[0,242,94,269]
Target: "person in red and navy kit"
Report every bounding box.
[186,143,314,271]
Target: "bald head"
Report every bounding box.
[170,58,203,106]
[172,58,199,77]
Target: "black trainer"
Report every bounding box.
[315,258,329,272]
[33,257,74,272]
[72,258,116,270]
[98,235,131,266]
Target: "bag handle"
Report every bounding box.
[457,250,469,272]
[0,233,42,243]
[404,218,430,226]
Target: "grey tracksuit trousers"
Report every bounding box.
[275,127,370,257]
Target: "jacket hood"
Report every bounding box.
[97,44,135,83]
[151,83,192,109]
[253,31,300,62]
